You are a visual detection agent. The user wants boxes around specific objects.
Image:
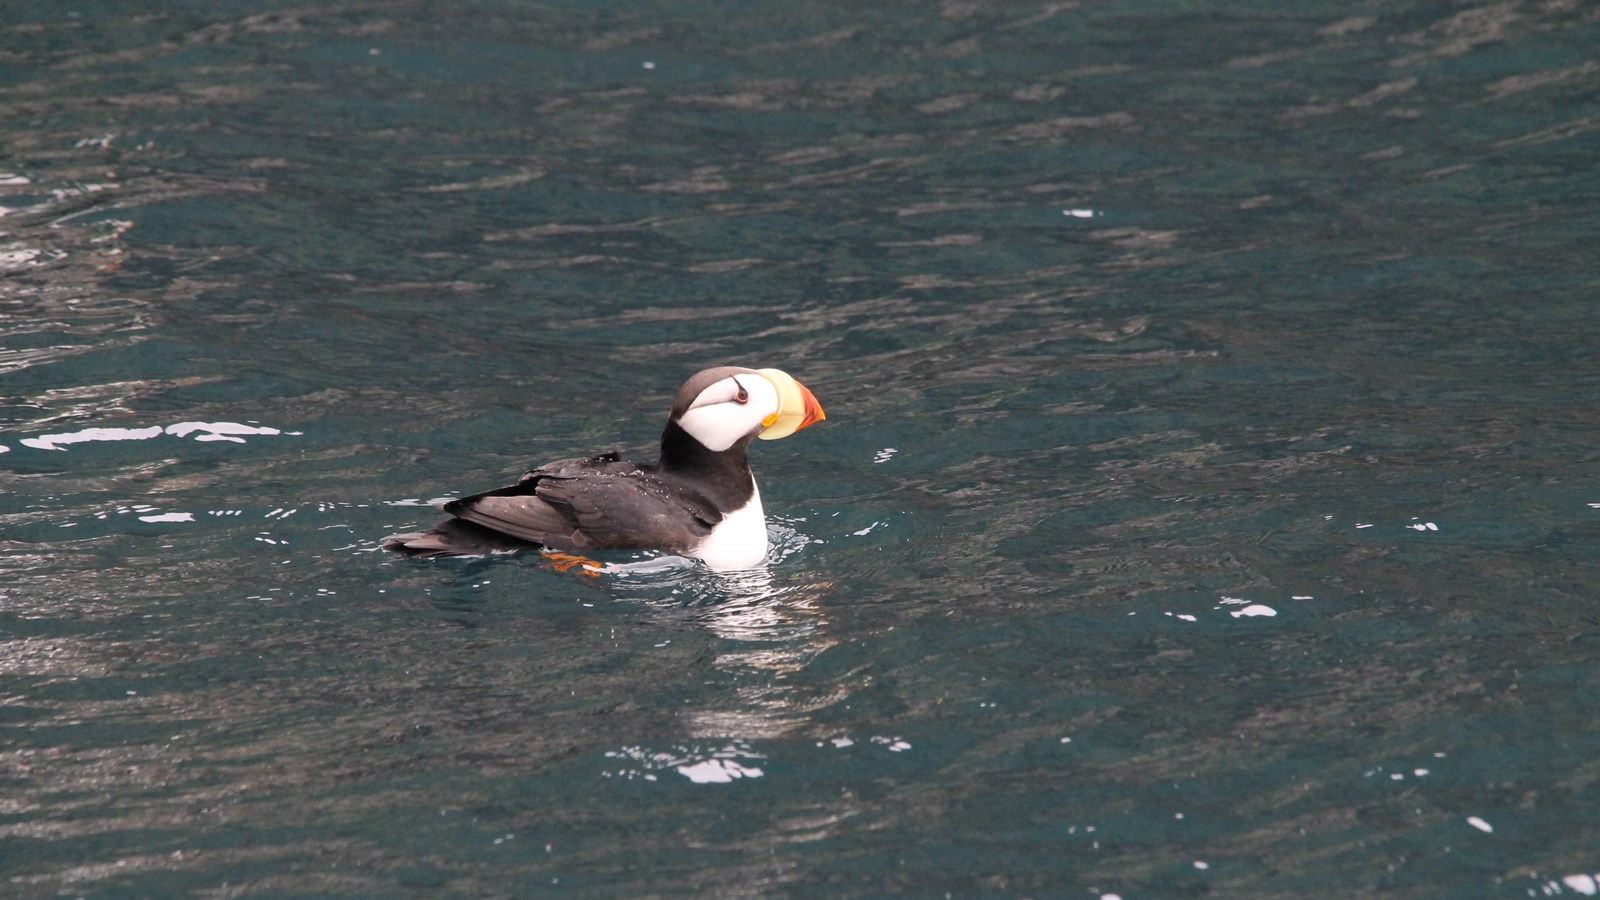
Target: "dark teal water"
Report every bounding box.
[4,1,1600,896]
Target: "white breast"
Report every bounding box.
[690,484,769,570]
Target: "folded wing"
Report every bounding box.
[438,453,720,553]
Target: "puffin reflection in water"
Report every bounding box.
[382,366,825,571]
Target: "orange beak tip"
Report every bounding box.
[802,387,826,427]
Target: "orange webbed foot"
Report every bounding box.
[542,551,603,577]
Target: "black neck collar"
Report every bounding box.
[657,420,756,508]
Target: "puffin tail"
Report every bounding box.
[381,518,541,558]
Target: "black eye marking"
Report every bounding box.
[734,380,749,404]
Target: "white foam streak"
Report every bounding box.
[165,421,284,439]
[23,426,164,451]
[1563,874,1600,896]
[676,759,764,783]
[17,421,299,452]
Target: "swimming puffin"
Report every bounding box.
[381,366,825,569]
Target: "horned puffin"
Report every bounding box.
[382,366,825,570]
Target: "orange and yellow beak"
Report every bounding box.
[756,368,826,440]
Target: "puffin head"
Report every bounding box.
[671,366,826,452]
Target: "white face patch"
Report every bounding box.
[675,373,781,452]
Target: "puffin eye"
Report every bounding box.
[734,383,749,404]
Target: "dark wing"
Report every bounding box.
[440,453,720,552]
[380,518,541,558]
